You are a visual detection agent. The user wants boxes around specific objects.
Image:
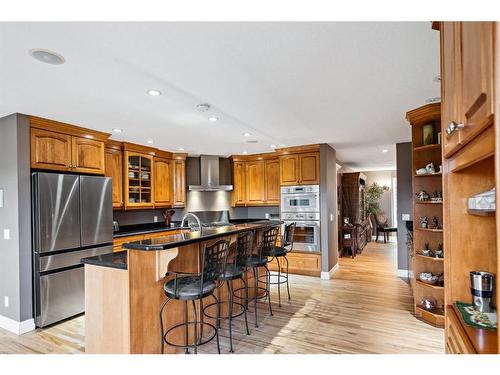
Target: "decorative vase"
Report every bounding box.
[423,124,434,145]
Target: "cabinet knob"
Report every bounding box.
[446,121,464,135]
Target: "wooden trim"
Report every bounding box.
[29,115,110,141]
[105,139,124,150]
[172,152,188,161]
[155,149,173,159]
[274,143,320,155]
[122,142,157,156]
[231,144,321,160]
[405,103,441,126]
[432,21,441,31]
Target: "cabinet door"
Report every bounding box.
[154,158,173,207]
[173,160,186,207]
[124,152,154,209]
[71,136,105,174]
[246,160,266,205]
[441,22,462,157]
[280,155,299,185]
[299,152,320,184]
[104,148,123,209]
[458,22,494,145]
[31,128,72,171]
[231,161,247,206]
[265,159,280,205]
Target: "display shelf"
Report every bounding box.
[414,172,442,178]
[415,254,444,262]
[467,208,495,216]
[415,201,443,204]
[415,228,443,233]
[416,280,444,290]
[415,305,445,327]
[413,144,442,152]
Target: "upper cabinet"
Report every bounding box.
[30,117,108,174]
[246,160,266,205]
[123,143,155,210]
[104,142,124,209]
[265,159,280,205]
[172,158,186,208]
[279,151,320,185]
[231,161,246,206]
[154,157,173,208]
[441,22,494,157]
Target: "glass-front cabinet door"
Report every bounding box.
[125,151,154,209]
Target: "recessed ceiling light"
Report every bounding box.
[208,116,219,122]
[146,89,162,97]
[246,140,258,144]
[382,149,388,153]
[270,144,277,148]
[112,128,122,133]
[29,48,65,65]
[243,151,248,155]
[147,140,153,144]
[196,103,211,112]
[244,132,251,137]
[178,147,185,151]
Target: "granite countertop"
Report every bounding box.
[123,220,282,251]
[113,222,189,238]
[81,251,128,270]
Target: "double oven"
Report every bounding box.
[280,185,320,252]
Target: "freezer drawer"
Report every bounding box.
[39,245,113,273]
[80,175,113,247]
[36,267,85,327]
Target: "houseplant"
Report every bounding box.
[365,182,388,215]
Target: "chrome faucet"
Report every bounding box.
[180,212,202,232]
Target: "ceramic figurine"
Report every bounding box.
[430,216,440,229]
[421,243,431,257]
[420,216,428,229]
[416,167,427,175]
[416,190,430,202]
[438,165,443,174]
[431,191,443,202]
[425,162,436,174]
[435,244,444,259]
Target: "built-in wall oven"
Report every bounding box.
[281,185,320,252]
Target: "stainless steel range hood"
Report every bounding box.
[188,155,233,192]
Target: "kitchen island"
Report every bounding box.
[81,220,281,354]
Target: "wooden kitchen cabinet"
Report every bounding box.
[246,160,266,205]
[124,151,154,209]
[440,22,494,158]
[265,159,280,205]
[30,116,109,174]
[71,136,105,174]
[31,127,72,171]
[299,152,320,184]
[173,158,186,208]
[279,151,320,185]
[105,143,124,209]
[154,157,173,208]
[231,161,246,206]
[268,251,321,277]
[279,154,299,186]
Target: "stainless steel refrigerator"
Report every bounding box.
[32,172,113,327]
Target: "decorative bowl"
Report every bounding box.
[419,296,437,311]
[418,272,438,285]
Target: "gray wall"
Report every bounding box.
[319,144,338,272]
[0,114,32,322]
[396,142,413,271]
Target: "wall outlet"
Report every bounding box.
[402,214,411,221]
[329,213,334,222]
[154,216,158,222]
[3,229,10,240]
[265,213,270,219]
[4,296,9,308]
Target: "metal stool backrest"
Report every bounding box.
[202,239,230,288]
[233,230,255,269]
[282,223,296,252]
[257,226,279,257]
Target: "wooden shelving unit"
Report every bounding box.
[406,102,445,328]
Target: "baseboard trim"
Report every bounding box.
[396,269,409,278]
[321,263,339,280]
[0,315,35,335]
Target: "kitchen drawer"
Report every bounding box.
[445,306,476,354]
[113,234,145,252]
[268,252,321,277]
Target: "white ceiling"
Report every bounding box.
[0,22,440,170]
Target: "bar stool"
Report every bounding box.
[261,223,296,307]
[202,230,253,353]
[240,226,279,328]
[159,239,230,354]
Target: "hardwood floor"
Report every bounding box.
[0,240,444,354]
